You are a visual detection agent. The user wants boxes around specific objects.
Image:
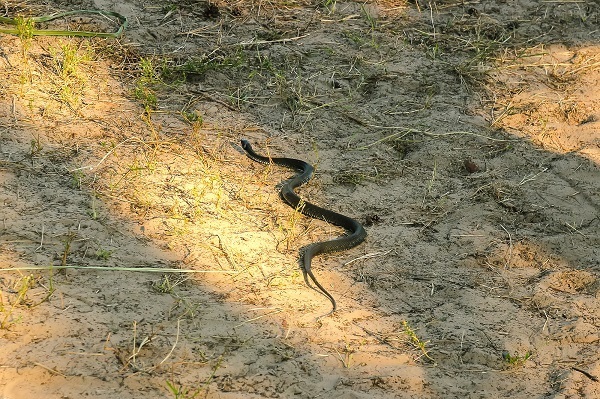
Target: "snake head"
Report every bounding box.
[240,139,252,151]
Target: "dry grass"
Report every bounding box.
[1,0,599,397]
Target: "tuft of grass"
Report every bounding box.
[70,170,85,189]
[319,0,336,13]
[132,52,246,112]
[161,50,247,84]
[361,4,378,31]
[51,43,89,78]
[47,42,93,107]
[151,274,181,294]
[333,169,378,186]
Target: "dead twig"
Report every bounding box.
[572,367,599,382]
[343,249,393,266]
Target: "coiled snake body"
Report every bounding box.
[241,140,367,315]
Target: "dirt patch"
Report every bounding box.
[1,1,599,398]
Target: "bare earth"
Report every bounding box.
[1,1,599,398]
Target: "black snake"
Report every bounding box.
[241,139,367,316]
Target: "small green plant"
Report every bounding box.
[0,275,34,329]
[88,196,99,220]
[151,274,186,294]
[182,110,203,125]
[427,43,441,60]
[15,16,34,56]
[133,53,243,111]
[502,350,532,367]
[333,170,373,186]
[166,381,202,399]
[162,4,178,16]
[152,275,174,294]
[49,42,92,106]
[134,57,162,111]
[402,320,434,362]
[71,170,85,189]
[342,30,366,46]
[43,267,56,299]
[140,57,160,82]
[61,232,76,266]
[30,135,43,157]
[54,43,85,78]
[95,247,112,260]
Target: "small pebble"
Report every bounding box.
[464,159,480,173]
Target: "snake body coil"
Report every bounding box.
[241,139,366,315]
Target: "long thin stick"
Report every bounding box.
[359,124,516,150]
[0,265,237,273]
[343,249,393,266]
[572,367,599,382]
[158,319,181,367]
[35,224,45,251]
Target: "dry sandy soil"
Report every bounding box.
[0,0,599,398]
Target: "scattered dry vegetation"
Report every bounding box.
[0,0,599,398]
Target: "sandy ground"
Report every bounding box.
[0,0,599,398]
